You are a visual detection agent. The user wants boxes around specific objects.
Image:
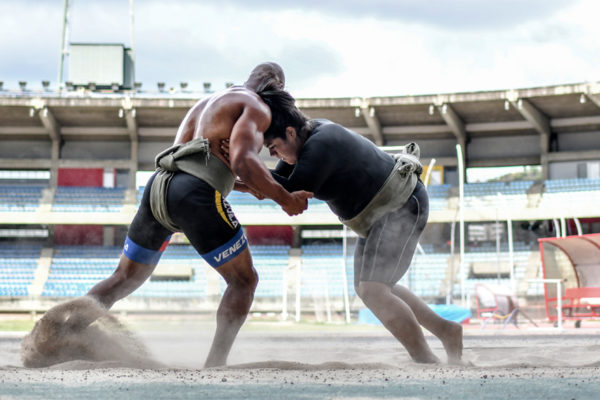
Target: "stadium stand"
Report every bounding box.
[403,253,450,298]
[539,178,600,210]
[52,186,126,212]
[42,245,121,297]
[3,179,585,308]
[463,180,533,210]
[426,184,451,211]
[250,245,290,298]
[41,244,210,299]
[132,178,600,219]
[215,245,291,298]
[1,78,599,323]
[0,185,45,212]
[0,244,42,297]
[301,244,355,298]
[131,245,208,298]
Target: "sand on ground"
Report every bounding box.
[1,310,600,399]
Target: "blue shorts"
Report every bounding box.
[125,172,247,267]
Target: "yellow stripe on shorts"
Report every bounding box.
[215,191,234,229]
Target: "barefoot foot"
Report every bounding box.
[441,321,464,364]
[411,351,441,364]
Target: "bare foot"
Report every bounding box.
[411,351,441,364]
[441,321,464,364]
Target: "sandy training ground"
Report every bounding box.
[1,316,600,399]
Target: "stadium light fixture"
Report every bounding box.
[19,81,27,91]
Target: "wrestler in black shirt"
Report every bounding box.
[259,87,465,365]
[271,119,395,220]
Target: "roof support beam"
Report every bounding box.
[437,103,467,170]
[38,106,61,188]
[511,98,550,179]
[360,105,384,146]
[124,109,138,141]
[586,93,600,110]
[38,107,60,142]
[123,108,139,190]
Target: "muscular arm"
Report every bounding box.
[229,103,312,215]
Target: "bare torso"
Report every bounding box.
[173,86,270,168]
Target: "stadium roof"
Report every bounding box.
[1,81,599,174]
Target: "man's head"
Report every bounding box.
[244,62,285,92]
[258,87,309,164]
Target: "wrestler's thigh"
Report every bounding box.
[359,198,425,285]
[168,174,241,253]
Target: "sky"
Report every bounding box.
[1,0,599,98]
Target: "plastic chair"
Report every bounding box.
[475,284,538,329]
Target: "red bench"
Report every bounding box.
[561,287,600,319]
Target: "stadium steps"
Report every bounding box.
[287,248,302,294]
[525,182,544,208]
[28,247,54,297]
[123,189,139,205]
[518,250,543,296]
[40,188,55,204]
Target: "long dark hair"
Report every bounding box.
[257,84,310,142]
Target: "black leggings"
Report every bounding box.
[354,180,429,288]
[127,172,242,256]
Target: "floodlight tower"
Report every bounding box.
[57,0,136,91]
[58,0,71,92]
[129,0,135,87]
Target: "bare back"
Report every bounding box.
[173,87,271,168]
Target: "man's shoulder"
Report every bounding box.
[310,119,348,137]
[201,88,265,114]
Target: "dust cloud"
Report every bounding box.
[21,296,162,369]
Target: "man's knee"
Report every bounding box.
[356,281,389,305]
[239,267,259,292]
[224,265,259,293]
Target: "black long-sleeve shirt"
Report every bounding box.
[271,119,395,220]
